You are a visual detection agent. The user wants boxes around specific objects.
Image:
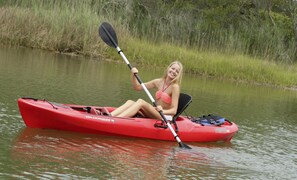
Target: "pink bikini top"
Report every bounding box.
[155,81,172,104]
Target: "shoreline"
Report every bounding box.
[6,44,297,92]
[0,6,296,90]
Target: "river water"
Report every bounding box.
[0,46,296,179]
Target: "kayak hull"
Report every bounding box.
[18,98,238,142]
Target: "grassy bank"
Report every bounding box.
[0,5,297,89]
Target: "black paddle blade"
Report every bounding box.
[179,142,192,149]
[99,22,118,48]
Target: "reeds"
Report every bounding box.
[0,0,297,88]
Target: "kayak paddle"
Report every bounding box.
[98,22,191,149]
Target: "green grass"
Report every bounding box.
[123,38,297,88]
[0,5,297,89]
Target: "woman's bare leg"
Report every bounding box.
[117,99,161,119]
[140,104,162,119]
[111,100,135,117]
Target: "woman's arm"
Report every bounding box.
[131,67,159,91]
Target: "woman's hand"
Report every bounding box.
[131,67,141,90]
[131,67,138,74]
[155,105,163,112]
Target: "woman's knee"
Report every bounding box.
[136,99,146,105]
[126,100,135,104]
[136,99,150,108]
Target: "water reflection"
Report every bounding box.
[11,128,239,179]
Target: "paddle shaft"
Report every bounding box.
[99,22,191,149]
[116,47,186,146]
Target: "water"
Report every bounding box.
[0,46,296,179]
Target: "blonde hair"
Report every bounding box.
[162,61,183,85]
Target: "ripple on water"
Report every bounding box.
[0,102,24,136]
[231,116,297,180]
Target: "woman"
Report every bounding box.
[111,61,183,120]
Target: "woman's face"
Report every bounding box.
[167,63,180,80]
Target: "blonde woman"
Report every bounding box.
[111,61,183,120]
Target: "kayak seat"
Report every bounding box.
[173,93,192,121]
[172,93,192,132]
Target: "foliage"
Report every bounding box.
[123,0,297,62]
[1,0,296,62]
[0,0,297,88]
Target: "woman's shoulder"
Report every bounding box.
[151,78,162,84]
[171,83,180,89]
[145,78,162,88]
[171,83,180,93]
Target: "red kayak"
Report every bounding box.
[18,97,238,142]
